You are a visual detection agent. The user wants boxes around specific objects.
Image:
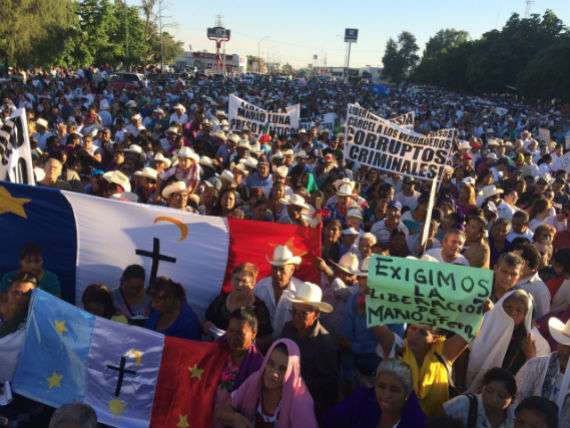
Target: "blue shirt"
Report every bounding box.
[144,300,200,340]
[342,291,404,355]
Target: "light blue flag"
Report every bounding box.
[12,289,95,407]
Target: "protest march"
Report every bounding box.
[1,46,570,428]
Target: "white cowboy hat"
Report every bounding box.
[162,181,187,199]
[295,150,308,159]
[220,169,237,185]
[133,167,158,181]
[125,100,137,108]
[131,113,142,121]
[273,165,289,179]
[336,183,354,197]
[280,194,311,214]
[238,140,251,150]
[110,191,139,202]
[173,103,186,112]
[287,281,333,313]
[166,126,179,135]
[215,110,227,117]
[242,157,258,169]
[199,156,214,169]
[103,170,131,192]
[213,130,226,140]
[153,153,171,168]
[36,118,48,129]
[334,178,354,191]
[282,149,294,157]
[330,252,365,275]
[228,134,241,144]
[126,144,143,154]
[346,208,363,220]
[342,227,359,236]
[549,316,570,346]
[479,185,504,200]
[177,147,199,162]
[265,245,302,266]
[231,163,249,177]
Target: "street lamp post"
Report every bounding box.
[257,36,269,72]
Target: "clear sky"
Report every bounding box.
[130,0,570,68]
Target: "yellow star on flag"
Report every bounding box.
[177,414,190,428]
[46,371,63,389]
[107,397,126,418]
[0,185,31,219]
[188,363,204,380]
[54,320,68,336]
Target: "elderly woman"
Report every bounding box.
[213,306,264,428]
[0,272,38,333]
[216,339,318,428]
[322,359,427,428]
[111,264,150,325]
[444,367,517,428]
[144,276,200,340]
[465,290,549,393]
[203,263,273,352]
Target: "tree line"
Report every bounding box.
[0,0,184,69]
[381,10,570,102]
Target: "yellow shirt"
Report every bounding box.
[399,336,450,419]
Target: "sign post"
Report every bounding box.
[207,26,231,71]
[344,28,358,82]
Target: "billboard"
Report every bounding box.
[344,28,358,43]
[207,27,231,41]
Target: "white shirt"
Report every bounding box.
[253,275,303,340]
[496,200,517,222]
[515,354,565,413]
[370,220,409,245]
[444,393,515,428]
[425,248,470,265]
[506,229,534,243]
[516,272,551,319]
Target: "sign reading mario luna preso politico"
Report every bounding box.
[366,255,493,341]
[228,94,300,137]
[344,104,454,180]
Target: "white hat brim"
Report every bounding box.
[265,253,302,266]
[287,296,333,313]
[549,317,570,346]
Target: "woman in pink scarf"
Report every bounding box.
[216,338,318,428]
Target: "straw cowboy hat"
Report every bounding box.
[103,170,131,192]
[173,103,186,113]
[36,118,48,129]
[549,317,570,346]
[280,194,311,214]
[479,185,504,200]
[265,245,302,266]
[273,165,289,179]
[133,167,158,181]
[177,147,199,163]
[162,181,187,199]
[287,281,333,313]
[330,253,365,275]
[153,153,171,168]
[336,183,354,197]
[220,169,237,185]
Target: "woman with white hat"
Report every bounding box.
[278,193,312,227]
[159,146,200,198]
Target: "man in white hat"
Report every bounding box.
[133,167,158,203]
[162,181,192,211]
[33,118,52,151]
[278,194,311,227]
[169,104,188,125]
[125,113,145,138]
[324,182,361,224]
[516,316,570,424]
[253,245,303,339]
[281,281,338,418]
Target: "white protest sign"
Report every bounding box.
[354,103,415,130]
[299,112,337,132]
[228,94,300,137]
[344,104,454,181]
[538,127,551,144]
[0,108,35,185]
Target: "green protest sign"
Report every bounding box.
[366,255,493,341]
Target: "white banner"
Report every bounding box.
[0,108,35,184]
[299,112,337,132]
[344,104,454,180]
[354,103,414,130]
[228,94,300,137]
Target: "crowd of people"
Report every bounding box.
[1,65,570,427]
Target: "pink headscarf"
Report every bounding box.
[230,338,318,428]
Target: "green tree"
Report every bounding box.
[281,63,294,75]
[0,0,75,67]
[423,29,469,58]
[381,32,419,84]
